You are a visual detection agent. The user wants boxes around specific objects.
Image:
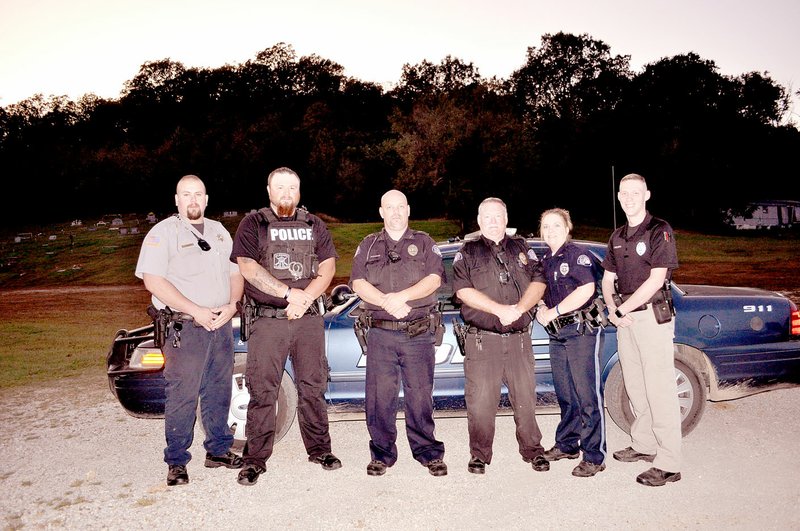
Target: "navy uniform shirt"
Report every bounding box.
[602,212,678,296]
[350,228,444,322]
[541,241,600,310]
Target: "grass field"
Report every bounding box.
[1,215,797,390]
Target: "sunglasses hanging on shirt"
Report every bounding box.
[190,231,211,251]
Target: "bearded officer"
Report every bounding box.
[231,167,341,486]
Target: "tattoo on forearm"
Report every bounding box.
[253,270,284,297]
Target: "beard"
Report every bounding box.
[275,196,299,218]
[185,205,202,220]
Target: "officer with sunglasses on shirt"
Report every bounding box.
[135,174,245,486]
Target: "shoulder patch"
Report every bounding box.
[576,254,591,267]
[453,251,463,263]
[144,234,161,247]
[527,249,538,262]
[432,244,442,257]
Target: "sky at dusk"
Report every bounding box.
[1,0,798,122]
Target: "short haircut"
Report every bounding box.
[620,173,647,187]
[268,167,300,187]
[478,197,507,214]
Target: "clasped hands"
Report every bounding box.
[496,304,523,327]
[380,292,412,320]
[286,288,316,320]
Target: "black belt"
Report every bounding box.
[619,294,649,312]
[545,310,582,335]
[371,317,427,331]
[254,305,317,319]
[467,326,529,337]
[172,313,194,321]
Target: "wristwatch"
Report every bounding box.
[614,308,625,319]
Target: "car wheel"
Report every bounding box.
[199,362,298,450]
[605,351,707,437]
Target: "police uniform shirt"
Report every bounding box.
[136,215,238,309]
[230,209,338,306]
[452,235,545,333]
[349,228,445,322]
[541,241,600,310]
[602,212,678,295]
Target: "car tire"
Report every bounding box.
[605,349,707,437]
[199,360,298,450]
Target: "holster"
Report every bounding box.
[581,297,609,332]
[236,295,256,342]
[453,321,468,357]
[651,284,675,324]
[147,305,173,349]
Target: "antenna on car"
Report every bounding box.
[611,165,617,230]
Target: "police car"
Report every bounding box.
[106,238,800,448]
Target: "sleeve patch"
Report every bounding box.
[576,254,591,266]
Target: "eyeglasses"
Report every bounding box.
[388,250,401,263]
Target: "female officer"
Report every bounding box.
[536,208,607,477]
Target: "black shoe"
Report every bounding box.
[467,456,486,475]
[613,446,656,463]
[166,465,189,486]
[366,460,387,476]
[530,455,550,472]
[572,460,606,477]
[309,452,342,471]
[425,459,448,477]
[237,464,266,486]
[205,450,244,469]
[636,467,681,487]
[543,446,580,462]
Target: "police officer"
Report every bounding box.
[601,173,682,487]
[231,167,341,486]
[350,190,447,477]
[136,174,245,486]
[535,208,607,477]
[452,197,549,474]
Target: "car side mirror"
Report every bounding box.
[331,284,355,306]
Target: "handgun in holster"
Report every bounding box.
[453,321,468,357]
[352,309,370,355]
[651,281,675,324]
[236,295,256,342]
[147,305,173,349]
[581,297,609,332]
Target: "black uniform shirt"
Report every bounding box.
[231,209,338,306]
[452,235,545,333]
[602,212,678,296]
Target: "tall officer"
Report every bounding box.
[602,173,682,487]
[452,197,550,475]
[535,208,607,477]
[231,167,341,486]
[350,190,448,477]
[136,174,245,486]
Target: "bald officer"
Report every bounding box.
[350,190,447,477]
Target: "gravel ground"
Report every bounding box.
[1,370,799,530]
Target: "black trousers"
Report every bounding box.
[242,315,331,468]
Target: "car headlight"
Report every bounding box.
[129,346,165,369]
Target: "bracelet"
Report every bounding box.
[615,308,624,319]
[283,287,291,300]
[555,304,561,316]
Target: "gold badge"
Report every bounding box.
[407,244,418,257]
[519,252,527,265]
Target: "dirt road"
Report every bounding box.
[1,370,798,530]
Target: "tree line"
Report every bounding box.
[1,32,798,234]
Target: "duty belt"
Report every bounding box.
[370,316,428,331]
[171,313,195,321]
[254,305,318,319]
[619,294,649,312]
[467,325,530,337]
[545,311,582,335]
